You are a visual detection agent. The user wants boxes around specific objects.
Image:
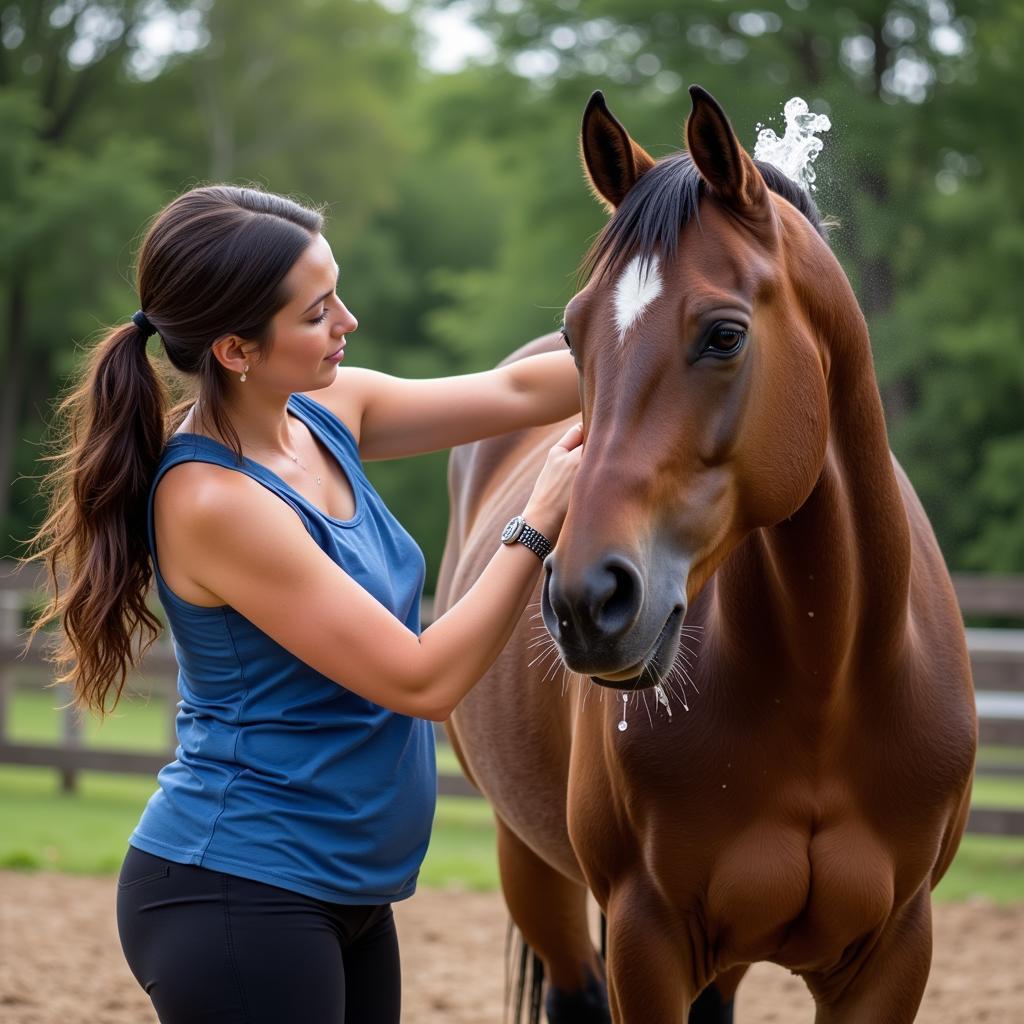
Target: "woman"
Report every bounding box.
[30,185,582,1022]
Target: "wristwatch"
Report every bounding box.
[501,515,553,561]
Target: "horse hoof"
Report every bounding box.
[545,969,611,1023]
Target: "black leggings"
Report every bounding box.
[116,847,401,1023]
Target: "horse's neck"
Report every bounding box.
[716,322,911,686]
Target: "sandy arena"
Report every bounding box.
[1,872,1020,1022]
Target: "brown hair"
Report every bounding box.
[27,185,323,714]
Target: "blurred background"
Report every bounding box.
[1,0,1021,585]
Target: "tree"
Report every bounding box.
[0,1,189,549]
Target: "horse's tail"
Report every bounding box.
[505,919,545,1024]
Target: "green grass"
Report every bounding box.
[2,687,1023,900]
[971,774,1024,807]
[932,835,1024,902]
[977,743,1024,767]
[0,765,155,873]
[9,683,170,748]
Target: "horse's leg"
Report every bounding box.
[604,877,696,1024]
[496,817,610,1023]
[807,888,932,1023]
[688,964,748,1024]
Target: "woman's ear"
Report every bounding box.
[581,91,656,212]
[210,334,252,377]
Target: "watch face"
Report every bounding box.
[502,516,524,544]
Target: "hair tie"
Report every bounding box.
[131,310,156,339]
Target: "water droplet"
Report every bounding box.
[808,611,815,618]
[654,683,672,718]
[618,720,628,732]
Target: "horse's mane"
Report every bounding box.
[581,152,827,284]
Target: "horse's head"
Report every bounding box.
[543,86,846,689]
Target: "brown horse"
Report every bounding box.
[435,87,976,1023]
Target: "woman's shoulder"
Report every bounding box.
[155,457,289,533]
[152,456,316,610]
[156,453,241,504]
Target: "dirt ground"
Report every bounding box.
[0,872,1020,1022]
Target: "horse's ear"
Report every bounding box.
[581,91,656,213]
[685,85,768,212]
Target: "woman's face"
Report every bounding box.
[251,232,357,394]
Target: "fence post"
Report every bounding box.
[0,590,20,746]
[61,701,83,794]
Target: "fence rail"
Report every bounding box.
[2,563,1023,833]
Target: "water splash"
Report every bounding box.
[753,97,831,192]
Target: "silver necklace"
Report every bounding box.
[245,442,322,487]
[287,452,322,487]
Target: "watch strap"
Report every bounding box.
[516,522,553,561]
[501,515,553,561]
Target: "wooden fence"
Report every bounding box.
[2,562,1023,833]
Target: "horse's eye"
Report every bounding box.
[561,324,580,367]
[701,325,747,359]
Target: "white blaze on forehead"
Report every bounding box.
[613,254,663,343]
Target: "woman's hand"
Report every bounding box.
[523,421,584,540]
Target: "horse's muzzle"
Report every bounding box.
[541,553,686,689]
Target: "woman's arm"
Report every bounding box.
[319,338,580,460]
[155,423,582,721]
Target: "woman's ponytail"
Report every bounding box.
[25,184,325,715]
[28,321,169,714]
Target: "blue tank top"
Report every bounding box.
[129,392,435,905]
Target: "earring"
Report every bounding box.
[240,364,249,383]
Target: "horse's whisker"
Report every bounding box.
[526,636,557,651]
[641,688,654,728]
[543,657,565,683]
[528,638,561,655]
[663,670,690,711]
[527,646,560,669]
[581,679,593,710]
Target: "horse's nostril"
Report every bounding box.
[587,558,643,638]
[545,555,644,646]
